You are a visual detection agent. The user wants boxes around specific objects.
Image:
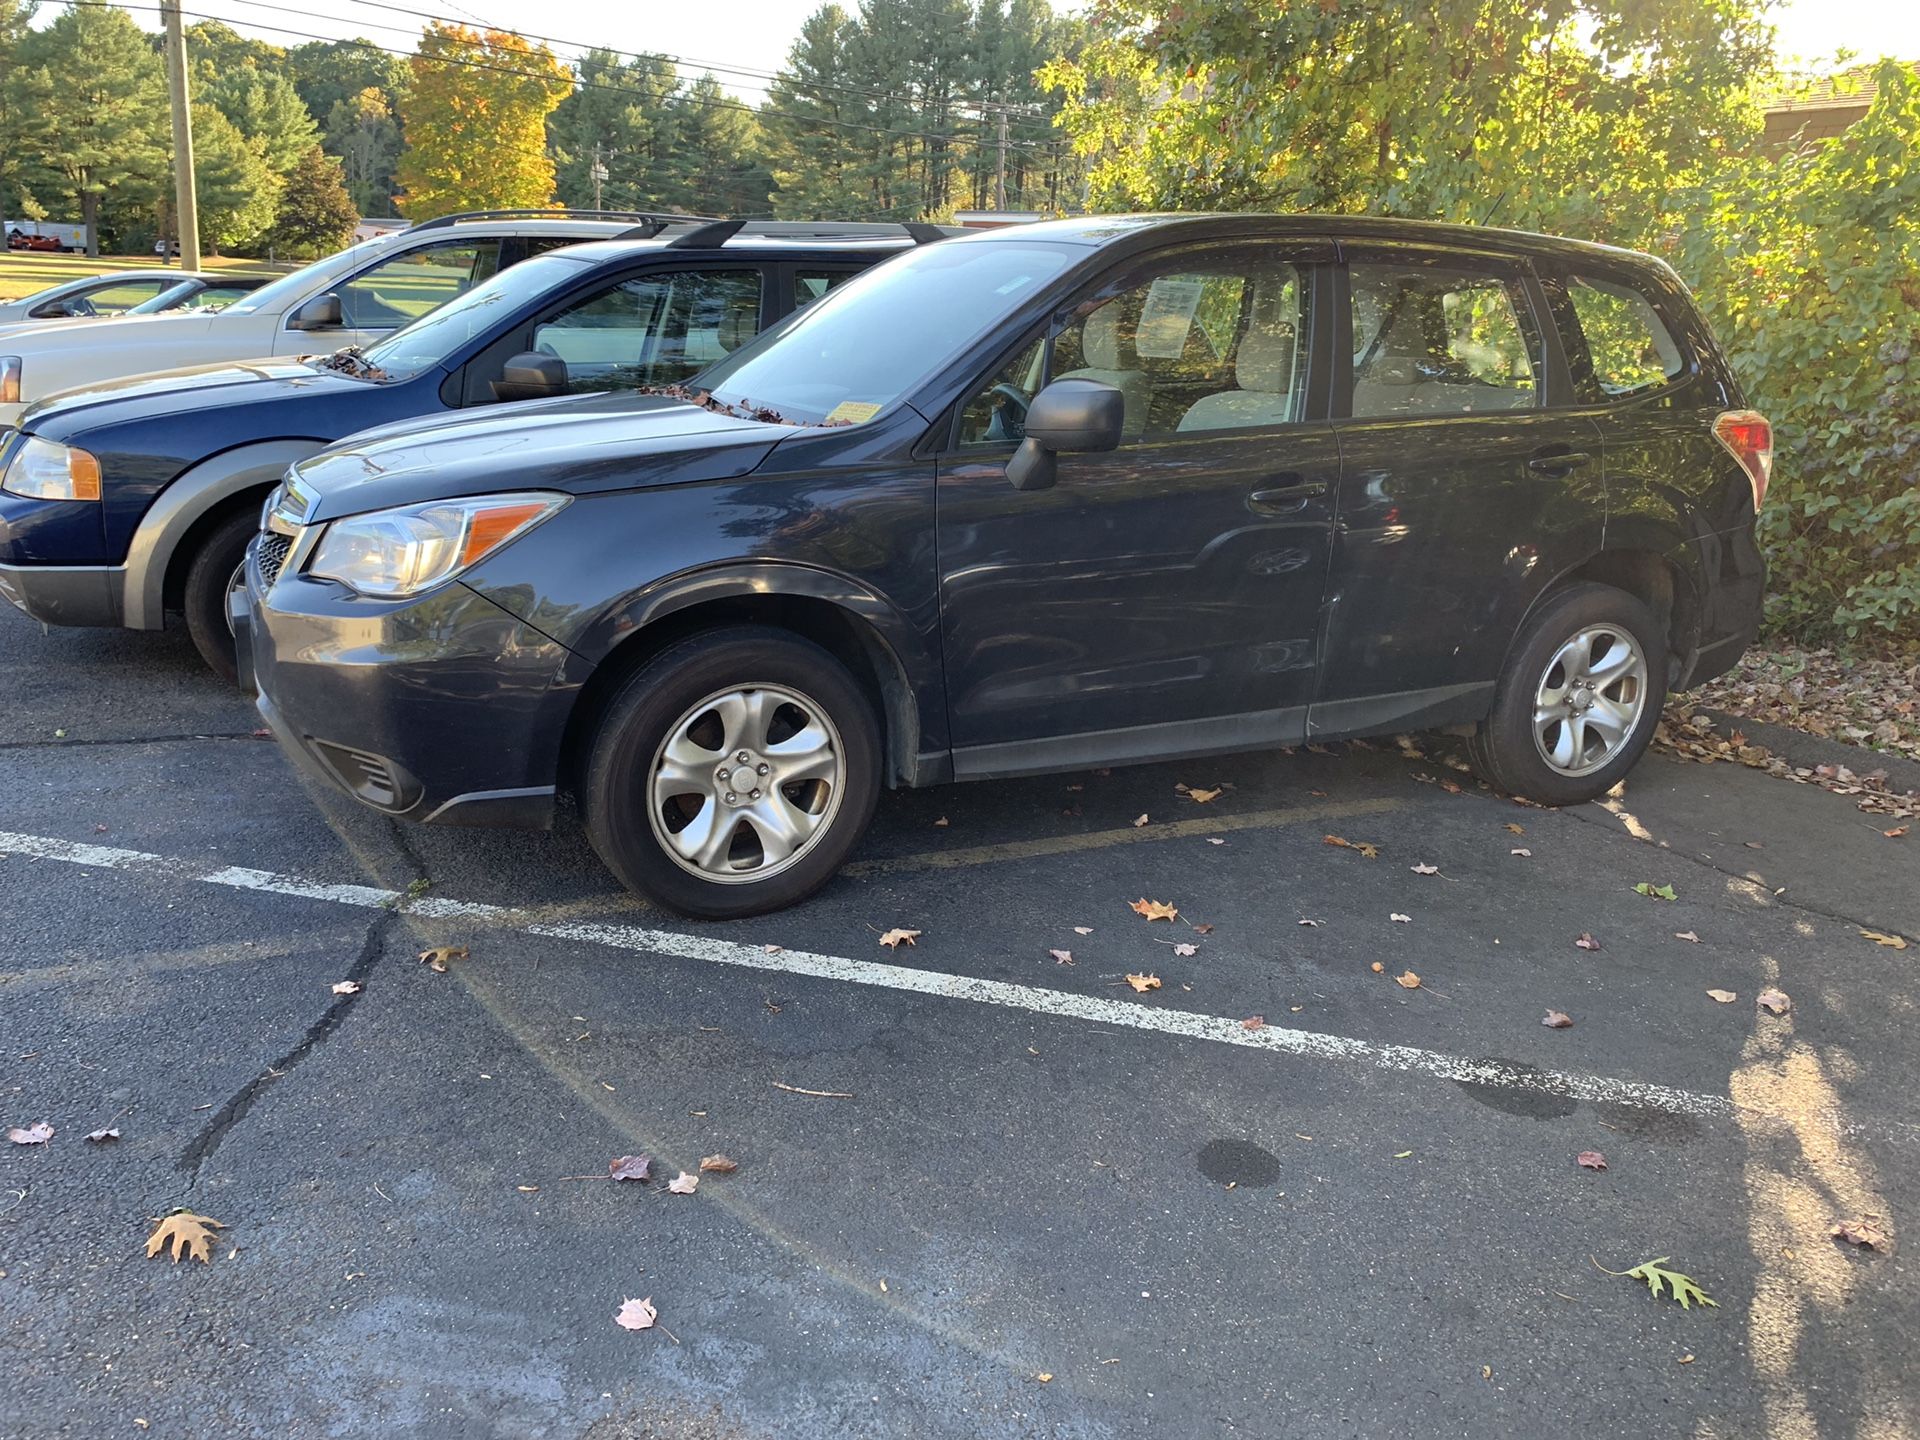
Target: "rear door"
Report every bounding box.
[1315,247,1605,736]
[934,238,1342,772]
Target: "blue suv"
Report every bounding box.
[0,221,925,676]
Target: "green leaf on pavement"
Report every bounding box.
[1634,882,1678,901]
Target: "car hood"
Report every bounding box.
[0,310,222,355]
[23,356,357,433]
[291,392,791,522]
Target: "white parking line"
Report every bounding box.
[0,827,1734,1119]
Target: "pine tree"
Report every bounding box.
[207,67,321,178]
[548,49,681,211]
[760,5,868,220]
[0,0,40,219]
[662,74,771,215]
[190,102,276,256]
[395,23,570,218]
[325,87,400,218]
[269,145,359,257]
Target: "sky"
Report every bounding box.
[108,0,1920,100]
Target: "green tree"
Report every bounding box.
[0,0,40,217]
[269,145,359,257]
[183,20,284,89]
[325,86,400,217]
[8,4,168,253]
[662,74,772,215]
[189,101,276,255]
[547,49,681,210]
[286,38,410,124]
[396,23,570,217]
[207,67,321,178]
[760,5,866,219]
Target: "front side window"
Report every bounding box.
[1563,274,1686,400]
[36,278,169,317]
[531,268,763,392]
[358,252,595,382]
[793,268,859,310]
[956,336,1047,447]
[337,240,503,330]
[1349,263,1539,417]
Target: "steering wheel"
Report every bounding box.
[989,382,1032,440]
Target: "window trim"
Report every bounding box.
[1537,264,1702,409]
[1332,246,1554,422]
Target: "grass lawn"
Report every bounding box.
[0,252,285,303]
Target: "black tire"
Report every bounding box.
[181,510,261,682]
[1468,582,1667,805]
[581,625,882,919]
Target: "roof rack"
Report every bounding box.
[661,218,963,249]
[411,208,718,234]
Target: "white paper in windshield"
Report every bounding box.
[1135,277,1205,359]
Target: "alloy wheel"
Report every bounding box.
[1531,625,1649,777]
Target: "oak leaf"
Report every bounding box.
[1505,823,1525,835]
[7,1122,52,1145]
[418,946,467,972]
[1125,973,1162,993]
[878,928,921,948]
[1860,929,1909,950]
[146,1210,225,1264]
[1542,1010,1574,1028]
[1130,898,1179,922]
[1324,834,1380,858]
[698,1154,738,1174]
[615,1297,657,1331]
[1410,863,1440,875]
[667,1171,698,1195]
[331,980,361,995]
[1634,882,1678,901]
[1620,1257,1718,1310]
[1831,1216,1891,1251]
[609,1154,652,1182]
[1757,987,1791,1015]
[1172,942,1198,957]
[1575,933,1601,951]
[1049,949,1074,965]
[1577,1151,1607,1170]
[1394,970,1421,989]
[1241,1015,1266,1030]
[86,1127,120,1143]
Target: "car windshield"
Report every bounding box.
[12,278,88,306]
[698,240,1075,425]
[347,252,595,381]
[219,236,397,316]
[125,280,209,315]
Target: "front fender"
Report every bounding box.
[123,438,327,629]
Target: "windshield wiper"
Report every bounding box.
[636,384,803,426]
[307,345,389,382]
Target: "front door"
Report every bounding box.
[934,241,1340,775]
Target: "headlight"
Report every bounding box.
[307,492,568,598]
[0,356,19,406]
[1,434,102,501]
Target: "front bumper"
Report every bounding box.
[0,558,124,626]
[238,534,579,829]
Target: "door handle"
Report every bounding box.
[1249,477,1329,513]
[1527,450,1591,476]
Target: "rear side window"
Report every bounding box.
[1562,274,1686,400]
[1349,263,1539,418]
[793,269,860,309]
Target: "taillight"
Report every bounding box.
[1712,410,1773,511]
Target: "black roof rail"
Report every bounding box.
[658,218,964,248]
[411,208,717,233]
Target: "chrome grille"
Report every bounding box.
[256,532,293,586]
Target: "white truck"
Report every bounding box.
[0,210,685,429]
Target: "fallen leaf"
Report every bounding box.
[763,944,783,954]
[698,1154,738,1174]
[1860,929,1909,950]
[609,1154,652,1183]
[1324,834,1380,858]
[1049,948,1074,965]
[1831,1216,1891,1251]
[1036,1373,1054,1383]
[1885,827,1908,839]
[1505,823,1525,835]
[1757,987,1791,1015]
[1482,1365,1492,1380]
[933,816,950,827]
[1577,1151,1607,1170]
[1132,813,1150,828]
[1619,1256,1718,1310]
[1675,930,1700,944]
[331,980,361,995]
[1394,970,1421,989]
[1125,973,1162,993]
[417,946,467,972]
[145,1210,225,1264]
[1634,882,1679,901]
[1187,787,1223,804]
[1390,912,1411,924]
[1297,918,1322,927]
[1410,863,1440,875]
[1191,922,1215,935]
[878,928,921,948]
[1678,1354,1695,1365]
[1130,898,1179,922]
[7,1121,52,1145]
[1206,837,1227,845]
[1575,933,1602,951]
[1171,942,1198,957]
[1706,989,1737,1004]
[615,1297,657,1331]
[1370,962,1384,973]
[1241,1015,1266,1030]
[1072,926,1093,935]
[1510,847,1532,857]
[667,1171,698,1195]
[86,1127,120,1143]
[1542,1010,1574,1028]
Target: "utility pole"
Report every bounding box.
[161,0,201,271]
[591,143,608,211]
[993,104,1009,211]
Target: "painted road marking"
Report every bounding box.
[842,796,1405,877]
[0,827,1731,1119]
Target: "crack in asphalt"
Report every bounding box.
[0,731,264,751]
[176,907,396,1180]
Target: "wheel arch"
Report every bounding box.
[555,563,946,796]
[129,438,328,629]
[1514,546,1703,687]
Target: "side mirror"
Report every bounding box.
[493,351,570,402]
[1006,378,1125,493]
[289,292,343,331]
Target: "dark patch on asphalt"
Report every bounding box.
[1453,1060,1580,1119]
[175,908,394,1176]
[1592,1101,1706,1143]
[1195,1137,1283,1188]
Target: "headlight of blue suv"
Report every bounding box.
[306,492,570,599]
[1,434,102,501]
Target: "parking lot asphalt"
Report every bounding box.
[2,607,1916,1440]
